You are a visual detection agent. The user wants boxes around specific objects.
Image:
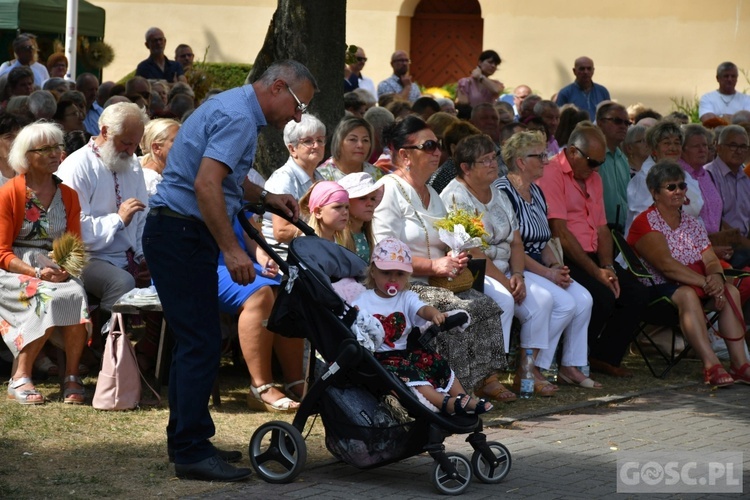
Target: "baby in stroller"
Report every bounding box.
[353,237,492,416]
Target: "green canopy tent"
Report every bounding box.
[0,0,106,78]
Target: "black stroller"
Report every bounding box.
[238,205,511,495]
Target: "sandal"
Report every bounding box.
[441,393,493,416]
[7,377,45,405]
[475,373,517,403]
[703,364,734,387]
[247,383,300,413]
[558,372,603,390]
[63,375,85,404]
[33,355,58,378]
[284,379,305,400]
[729,363,750,385]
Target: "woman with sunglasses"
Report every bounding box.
[627,161,750,386]
[495,131,600,390]
[372,115,511,403]
[626,120,703,234]
[0,122,90,405]
[317,116,381,183]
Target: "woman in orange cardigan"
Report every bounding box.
[1,122,90,405]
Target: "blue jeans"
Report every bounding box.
[142,213,220,465]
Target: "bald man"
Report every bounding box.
[555,56,610,119]
[377,50,421,103]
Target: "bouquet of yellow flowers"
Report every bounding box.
[433,204,490,252]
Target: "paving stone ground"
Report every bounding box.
[203,384,749,499]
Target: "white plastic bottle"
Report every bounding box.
[519,349,535,399]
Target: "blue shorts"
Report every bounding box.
[217,262,281,314]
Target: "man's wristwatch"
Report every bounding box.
[259,189,268,204]
[602,264,616,273]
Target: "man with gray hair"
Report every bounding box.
[704,125,750,266]
[699,62,750,124]
[135,27,186,83]
[143,60,313,481]
[0,34,49,86]
[57,102,150,316]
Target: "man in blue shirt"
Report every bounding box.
[135,27,186,84]
[144,59,315,482]
[555,56,610,120]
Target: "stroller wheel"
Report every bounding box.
[249,421,307,483]
[430,452,472,495]
[471,441,512,483]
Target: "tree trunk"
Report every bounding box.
[248,0,347,179]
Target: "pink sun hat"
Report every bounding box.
[371,237,413,272]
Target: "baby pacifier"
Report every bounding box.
[386,283,399,296]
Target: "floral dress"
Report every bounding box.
[0,186,90,356]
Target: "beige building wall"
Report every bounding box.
[94,0,749,113]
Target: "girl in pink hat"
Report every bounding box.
[300,181,350,243]
[353,237,492,416]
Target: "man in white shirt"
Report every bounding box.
[57,103,150,316]
[699,62,750,124]
[0,34,49,87]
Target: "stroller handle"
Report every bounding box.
[236,203,313,276]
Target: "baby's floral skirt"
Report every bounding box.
[375,349,453,391]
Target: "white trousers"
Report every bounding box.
[483,271,592,368]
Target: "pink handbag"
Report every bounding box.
[93,313,159,410]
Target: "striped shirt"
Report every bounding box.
[495,176,551,262]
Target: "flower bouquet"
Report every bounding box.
[430,203,489,292]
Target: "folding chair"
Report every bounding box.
[612,229,691,378]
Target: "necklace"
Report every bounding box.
[390,176,432,259]
[462,179,491,206]
[507,173,532,202]
[719,92,736,107]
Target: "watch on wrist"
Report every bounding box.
[260,189,268,204]
[603,264,616,272]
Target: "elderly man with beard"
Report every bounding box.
[57,102,149,317]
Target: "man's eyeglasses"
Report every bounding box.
[572,146,604,168]
[723,142,750,153]
[356,57,367,63]
[28,144,64,155]
[600,117,632,127]
[473,155,498,168]
[401,140,441,153]
[298,138,325,148]
[662,182,688,192]
[525,152,549,163]
[392,58,411,64]
[286,84,308,114]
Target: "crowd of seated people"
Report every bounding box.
[5,34,750,413]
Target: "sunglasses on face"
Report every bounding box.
[356,57,367,63]
[662,182,688,192]
[401,140,441,152]
[572,146,604,168]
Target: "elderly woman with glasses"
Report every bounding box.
[626,120,704,233]
[372,116,512,403]
[0,122,90,405]
[495,131,599,389]
[627,161,750,386]
[262,114,327,259]
[317,116,381,182]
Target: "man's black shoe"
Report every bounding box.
[168,446,242,464]
[174,455,252,482]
